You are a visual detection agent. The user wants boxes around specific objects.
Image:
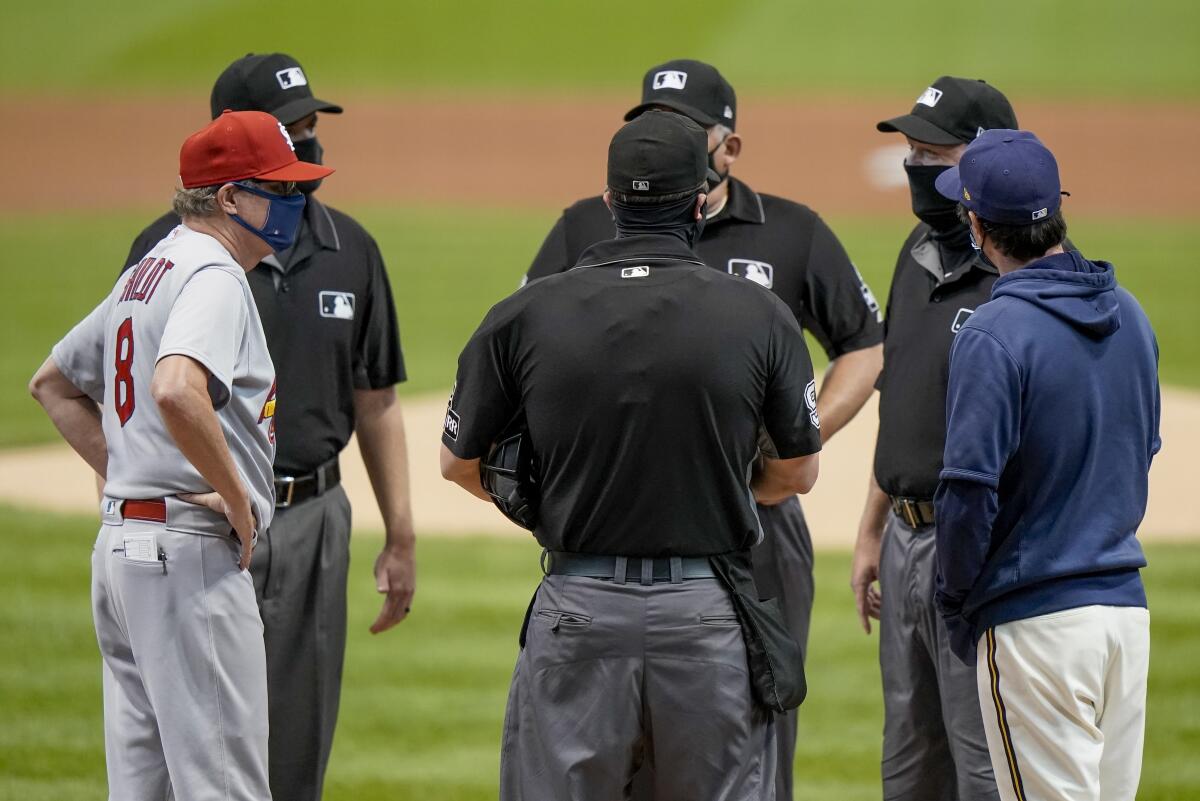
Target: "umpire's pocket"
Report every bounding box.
[536,609,592,632]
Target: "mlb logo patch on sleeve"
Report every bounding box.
[276,67,307,89]
[319,291,355,320]
[652,70,688,90]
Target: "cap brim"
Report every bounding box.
[625,99,719,127]
[271,96,344,126]
[876,114,963,146]
[256,161,335,182]
[934,166,964,202]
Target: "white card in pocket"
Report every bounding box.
[122,535,158,562]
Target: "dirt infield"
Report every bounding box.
[4,93,1198,214]
[4,386,1196,545]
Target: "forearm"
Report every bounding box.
[816,344,882,443]
[751,453,819,504]
[30,357,108,477]
[439,446,489,502]
[354,388,416,552]
[42,396,107,477]
[156,384,246,505]
[857,470,891,545]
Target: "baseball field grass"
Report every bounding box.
[0,505,1197,801]
[2,208,1197,447]
[4,0,1198,98]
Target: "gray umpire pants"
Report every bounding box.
[93,499,271,801]
[879,512,998,801]
[501,572,777,801]
[630,497,813,801]
[249,485,352,801]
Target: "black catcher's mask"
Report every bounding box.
[480,429,540,531]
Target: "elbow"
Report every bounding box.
[789,454,820,495]
[29,359,61,406]
[439,445,464,482]
[150,374,191,420]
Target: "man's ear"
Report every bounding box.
[216,183,239,214]
[723,133,743,164]
[694,192,708,220]
[602,189,612,211]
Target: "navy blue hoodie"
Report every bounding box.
[934,250,1160,653]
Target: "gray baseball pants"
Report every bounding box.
[93,498,271,801]
[629,498,813,801]
[500,572,777,801]
[879,512,998,801]
[249,485,352,801]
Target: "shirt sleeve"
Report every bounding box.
[352,234,407,389]
[940,327,1022,487]
[800,216,884,359]
[51,292,115,404]
[761,299,823,458]
[158,268,248,410]
[442,305,519,459]
[525,214,571,284]
[933,326,1022,625]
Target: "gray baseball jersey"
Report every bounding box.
[53,224,277,530]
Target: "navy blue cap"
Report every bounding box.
[936,129,1063,226]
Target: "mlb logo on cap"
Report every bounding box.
[653,71,688,91]
[276,67,307,89]
[632,180,650,191]
[916,87,943,107]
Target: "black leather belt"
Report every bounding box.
[274,459,340,508]
[542,550,717,585]
[890,496,936,528]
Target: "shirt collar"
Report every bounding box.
[708,176,766,226]
[305,195,341,252]
[911,226,997,287]
[574,233,704,268]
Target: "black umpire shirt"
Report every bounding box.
[122,198,406,476]
[873,223,997,500]
[445,233,823,557]
[525,176,884,361]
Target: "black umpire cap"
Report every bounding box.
[625,59,737,131]
[211,53,343,124]
[608,110,719,197]
[877,76,1017,145]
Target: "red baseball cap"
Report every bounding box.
[179,109,334,188]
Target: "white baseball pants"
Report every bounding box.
[977,605,1149,801]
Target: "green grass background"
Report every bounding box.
[1,507,1197,801]
[3,3,1198,799]
[3,0,1199,98]
[2,207,1196,447]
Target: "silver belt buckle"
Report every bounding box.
[275,476,296,509]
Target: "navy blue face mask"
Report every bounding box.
[230,181,306,252]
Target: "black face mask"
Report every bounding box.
[905,163,961,233]
[708,136,729,186]
[610,193,705,249]
[293,136,325,195]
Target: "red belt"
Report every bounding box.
[122,498,167,523]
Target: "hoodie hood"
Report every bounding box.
[991,250,1121,338]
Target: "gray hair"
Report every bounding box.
[710,123,733,141]
[171,185,222,218]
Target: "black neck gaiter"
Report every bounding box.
[610,194,705,249]
[905,163,961,233]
